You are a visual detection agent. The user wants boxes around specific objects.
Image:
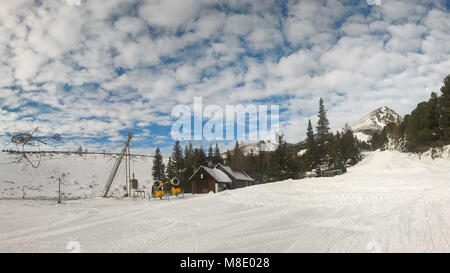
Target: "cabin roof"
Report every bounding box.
[189,166,232,183]
[215,164,254,182]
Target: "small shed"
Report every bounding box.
[215,164,255,189]
[189,166,232,194]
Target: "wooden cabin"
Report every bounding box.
[189,166,232,194]
[215,164,254,189]
[189,164,254,194]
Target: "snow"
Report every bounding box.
[200,166,232,183]
[351,106,402,134]
[418,145,450,160]
[0,152,156,199]
[354,132,372,142]
[237,140,278,156]
[1,150,450,252]
[217,164,253,181]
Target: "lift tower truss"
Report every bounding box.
[103,132,133,197]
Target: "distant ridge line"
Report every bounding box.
[1,150,155,158]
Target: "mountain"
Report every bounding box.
[224,140,279,156]
[351,106,402,142]
[240,140,278,155]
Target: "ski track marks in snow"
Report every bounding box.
[0,151,449,252]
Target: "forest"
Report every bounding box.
[152,98,362,192]
[371,74,450,153]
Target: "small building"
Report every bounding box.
[189,164,254,194]
[215,164,254,189]
[189,166,232,194]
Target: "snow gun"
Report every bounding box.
[153,181,165,199]
[170,177,182,196]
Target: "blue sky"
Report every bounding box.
[0,0,449,155]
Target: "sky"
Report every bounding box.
[0,0,449,155]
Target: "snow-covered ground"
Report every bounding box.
[1,150,450,252]
[354,132,371,143]
[0,152,155,199]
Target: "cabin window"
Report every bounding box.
[200,173,204,179]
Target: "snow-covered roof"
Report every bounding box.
[189,166,232,183]
[215,164,254,182]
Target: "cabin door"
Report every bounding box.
[200,181,209,193]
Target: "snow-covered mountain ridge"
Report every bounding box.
[351,106,403,142]
[239,140,278,155]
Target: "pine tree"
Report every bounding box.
[305,119,317,169]
[225,149,232,166]
[195,146,207,167]
[271,133,288,180]
[425,92,440,144]
[152,147,166,182]
[246,148,256,180]
[167,157,175,179]
[213,143,223,166]
[316,98,331,159]
[255,151,267,184]
[340,125,360,165]
[207,144,214,168]
[168,140,184,179]
[328,132,342,169]
[439,74,450,141]
[405,102,428,151]
[231,141,246,171]
[182,143,195,193]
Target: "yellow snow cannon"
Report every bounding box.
[153,181,165,199]
[170,177,182,196]
[171,187,181,195]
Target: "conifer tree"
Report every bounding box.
[231,141,245,171]
[340,125,360,165]
[254,151,267,184]
[271,133,288,180]
[305,119,317,168]
[316,98,331,159]
[213,143,223,166]
[225,149,232,166]
[439,74,450,141]
[195,146,207,167]
[182,143,195,192]
[168,140,184,179]
[167,156,175,179]
[152,147,166,182]
[207,144,214,168]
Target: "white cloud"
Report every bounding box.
[139,0,203,29]
[0,0,449,148]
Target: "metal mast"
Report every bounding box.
[103,132,133,197]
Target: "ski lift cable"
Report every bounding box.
[0,153,84,164]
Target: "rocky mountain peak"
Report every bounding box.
[351,106,402,135]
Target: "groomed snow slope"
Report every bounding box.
[0,152,156,199]
[1,151,450,252]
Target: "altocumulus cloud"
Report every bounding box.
[0,0,449,152]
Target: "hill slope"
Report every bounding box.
[0,152,155,199]
[1,150,449,252]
